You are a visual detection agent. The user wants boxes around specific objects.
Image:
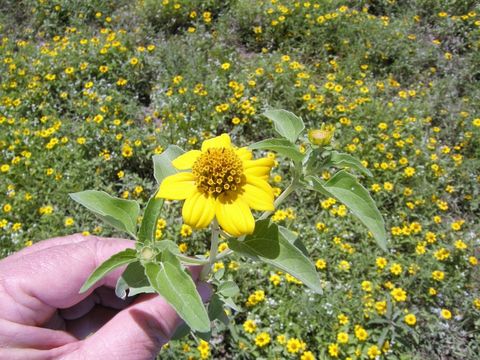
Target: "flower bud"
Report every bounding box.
[140,247,155,261]
[308,124,334,146]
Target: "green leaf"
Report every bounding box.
[70,190,140,238]
[263,109,305,143]
[154,240,208,265]
[80,248,137,293]
[138,195,164,244]
[228,220,322,294]
[307,170,387,251]
[217,281,240,298]
[153,145,185,184]
[328,151,372,177]
[115,261,154,299]
[208,294,229,325]
[278,226,309,257]
[171,322,191,340]
[222,297,242,312]
[144,250,210,333]
[249,138,304,163]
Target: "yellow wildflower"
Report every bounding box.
[156,134,275,236]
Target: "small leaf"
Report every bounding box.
[307,171,387,251]
[278,226,309,256]
[154,240,209,265]
[80,248,137,293]
[249,138,304,163]
[153,145,185,184]
[138,195,164,244]
[115,261,154,299]
[228,220,322,294]
[263,109,305,143]
[208,294,229,325]
[222,297,242,312]
[171,322,191,340]
[217,281,240,298]
[328,151,372,177]
[70,190,140,238]
[145,250,210,333]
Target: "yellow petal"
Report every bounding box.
[244,158,274,180]
[201,133,231,151]
[215,193,255,236]
[182,191,215,229]
[235,147,253,161]
[156,172,196,200]
[241,176,275,211]
[172,150,202,170]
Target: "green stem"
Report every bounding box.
[259,179,299,220]
[200,218,220,280]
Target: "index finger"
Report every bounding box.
[0,235,134,326]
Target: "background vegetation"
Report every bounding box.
[1,0,479,358]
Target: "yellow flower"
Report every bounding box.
[243,319,257,333]
[269,273,281,285]
[255,332,271,347]
[286,338,305,353]
[390,263,402,275]
[156,134,275,236]
[375,301,387,315]
[432,270,445,281]
[376,257,388,269]
[337,332,349,343]
[315,259,327,270]
[337,313,349,325]
[390,287,407,302]
[301,351,316,360]
[180,224,192,237]
[328,343,340,357]
[404,313,417,326]
[440,309,451,320]
[367,345,381,359]
[354,325,368,341]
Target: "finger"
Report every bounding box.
[0,343,80,360]
[60,287,133,320]
[65,305,119,340]
[0,235,134,326]
[4,233,91,261]
[76,282,212,359]
[0,319,77,350]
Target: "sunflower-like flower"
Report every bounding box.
[156,134,275,236]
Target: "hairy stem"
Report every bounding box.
[200,218,220,280]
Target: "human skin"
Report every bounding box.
[0,234,210,359]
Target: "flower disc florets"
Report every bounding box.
[192,148,244,196]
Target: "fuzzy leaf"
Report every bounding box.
[80,248,137,293]
[153,145,185,184]
[70,191,139,238]
[308,171,387,251]
[228,220,322,294]
[263,109,305,143]
[145,251,210,333]
[249,138,304,163]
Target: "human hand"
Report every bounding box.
[0,234,211,359]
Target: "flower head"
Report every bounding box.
[156,134,275,236]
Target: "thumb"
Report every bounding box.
[76,282,212,360]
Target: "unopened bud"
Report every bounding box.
[308,124,334,146]
[140,247,155,261]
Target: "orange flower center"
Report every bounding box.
[192,147,244,196]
